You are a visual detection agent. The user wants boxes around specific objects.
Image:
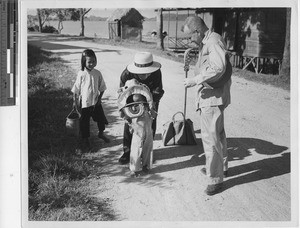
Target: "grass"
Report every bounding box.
[28,44,116,221]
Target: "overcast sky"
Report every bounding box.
[27,8,157,18]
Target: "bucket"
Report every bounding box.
[66,107,81,136]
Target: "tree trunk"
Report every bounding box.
[58,20,63,34]
[156,8,164,50]
[79,9,85,36]
[280,8,291,83]
[79,12,84,36]
[80,16,84,36]
[37,9,43,32]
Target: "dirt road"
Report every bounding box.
[29,36,292,223]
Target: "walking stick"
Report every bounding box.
[183,48,196,116]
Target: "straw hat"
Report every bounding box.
[117,79,153,111]
[127,52,161,74]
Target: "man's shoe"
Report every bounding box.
[200,167,228,177]
[205,183,223,196]
[98,132,111,143]
[118,152,130,164]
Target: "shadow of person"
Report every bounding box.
[153,138,203,161]
[212,138,290,192]
[151,152,206,174]
[151,138,205,174]
[151,137,289,183]
[227,137,288,157]
[221,152,290,192]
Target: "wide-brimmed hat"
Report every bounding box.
[117,79,153,111]
[127,52,161,74]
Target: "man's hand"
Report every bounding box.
[183,78,197,88]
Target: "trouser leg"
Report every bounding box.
[221,127,228,172]
[80,107,92,138]
[123,122,132,154]
[129,133,143,172]
[97,121,105,133]
[218,105,228,172]
[92,104,106,133]
[152,117,157,138]
[142,129,153,169]
[129,113,153,172]
[151,102,159,138]
[142,113,153,169]
[200,106,225,185]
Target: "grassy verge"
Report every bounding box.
[28,44,115,221]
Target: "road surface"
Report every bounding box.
[28,35,293,223]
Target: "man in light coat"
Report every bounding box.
[182,16,232,195]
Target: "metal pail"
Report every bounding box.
[66,108,81,136]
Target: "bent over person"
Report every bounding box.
[182,16,232,195]
[118,52,164,165]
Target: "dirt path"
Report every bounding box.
[29,36,292,222]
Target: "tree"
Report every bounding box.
[36,9,54,32]
[156,8,164,50]
[79,8,92,36]
[280,8,291,83]
[53,9,77,34]
[36,8,91,36]
[52,9,68,34]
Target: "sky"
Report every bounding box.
[27,8,158,18]
[90,8,157,18]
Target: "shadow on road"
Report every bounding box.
[148,137,289,189]
[227,137,288,158]
[91,92,291,189]
[80,87,291,191]
[222,152,290,192]
[28,38,122,57]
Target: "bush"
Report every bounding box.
[28,25,39,32]
[42,25,58,34]
[27,25,58,33]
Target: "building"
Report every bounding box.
[160,8,288,74]
[107,8,144,41]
